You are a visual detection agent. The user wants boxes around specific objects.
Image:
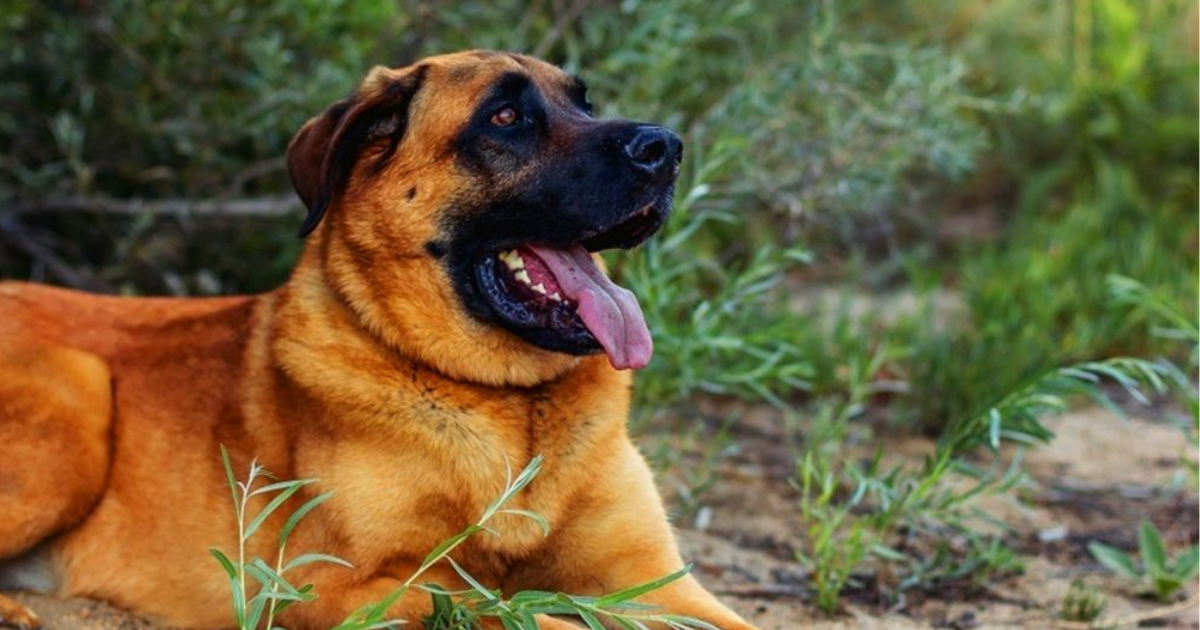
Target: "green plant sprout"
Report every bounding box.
[210,445,351,630]
[1088,521,1199,602]
[1060,579,1107,622]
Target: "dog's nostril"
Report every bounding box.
[633,138,666,165]
[625,128,675,172]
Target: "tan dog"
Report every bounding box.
[0,51,758,630]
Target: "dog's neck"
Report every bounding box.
[268,235,600,392]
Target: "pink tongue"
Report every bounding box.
[525,244,653,370]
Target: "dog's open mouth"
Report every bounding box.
[473,204,664,370]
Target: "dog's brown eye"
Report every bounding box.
[491,106,519,127]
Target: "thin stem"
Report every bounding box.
[237,481,249,629]
[264,542,287,630]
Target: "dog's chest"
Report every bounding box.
[306,373,626,567]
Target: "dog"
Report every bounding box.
[0,51,759,630]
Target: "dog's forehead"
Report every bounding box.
[419,51,576,106]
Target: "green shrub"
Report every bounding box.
[0,0,398,199]
[895,0,1198,427]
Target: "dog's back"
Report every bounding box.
[0,281,258,361]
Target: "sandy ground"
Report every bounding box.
[671,406,1200,630]
[7,405,1199,630]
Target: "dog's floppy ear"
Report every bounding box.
[287,65,427,237]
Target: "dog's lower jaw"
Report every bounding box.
[306,229,589,388]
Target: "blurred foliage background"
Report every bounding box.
[0,0,1196,432]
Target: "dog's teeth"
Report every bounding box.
[531,283,547,295]
[499,249,525,270]
[549,292,563,302]
[514,270,531,285]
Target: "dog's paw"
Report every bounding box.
[0,595,40,630]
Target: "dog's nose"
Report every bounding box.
[624,126,683,177]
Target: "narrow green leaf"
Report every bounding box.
[245,559,305,600]
[418,525,482,570]
[220,445,239,504]
[509,455,544,494]
[245,592,268,630]
[1089,542,1141,580]
[614,617,648,630]
[658,614,720,630]
[595,565,690,606]
[279,490,335,546]
[283,553,353,573]
[870,544,909,562]
[447,558,498,601]
[209,547,238,580]
[1139,521,1168,574]
[506,590,557,607]
[518,608,538,630]
[426,588,454,623]
[498,509,550,537]
[230,577,245,627]
[251,479,313,497]
[244,482,307,541]
[1173,547,1199,580]
[987,408,1002,450]
[576,609,606,630]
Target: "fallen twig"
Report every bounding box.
[11,195,301,218]
[217,157,289,199]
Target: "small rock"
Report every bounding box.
[1038,525,1069,543]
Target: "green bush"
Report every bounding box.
[0,0,398,199]
[899,0,1198,427]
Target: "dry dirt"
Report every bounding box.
[670,405,1200,630]
[8,405,1199,630]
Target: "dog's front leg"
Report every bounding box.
[531,445,761,630]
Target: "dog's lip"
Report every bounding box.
[475,199,668,258]
[576,200,667,252]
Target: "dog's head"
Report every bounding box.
[287,51,681,386]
